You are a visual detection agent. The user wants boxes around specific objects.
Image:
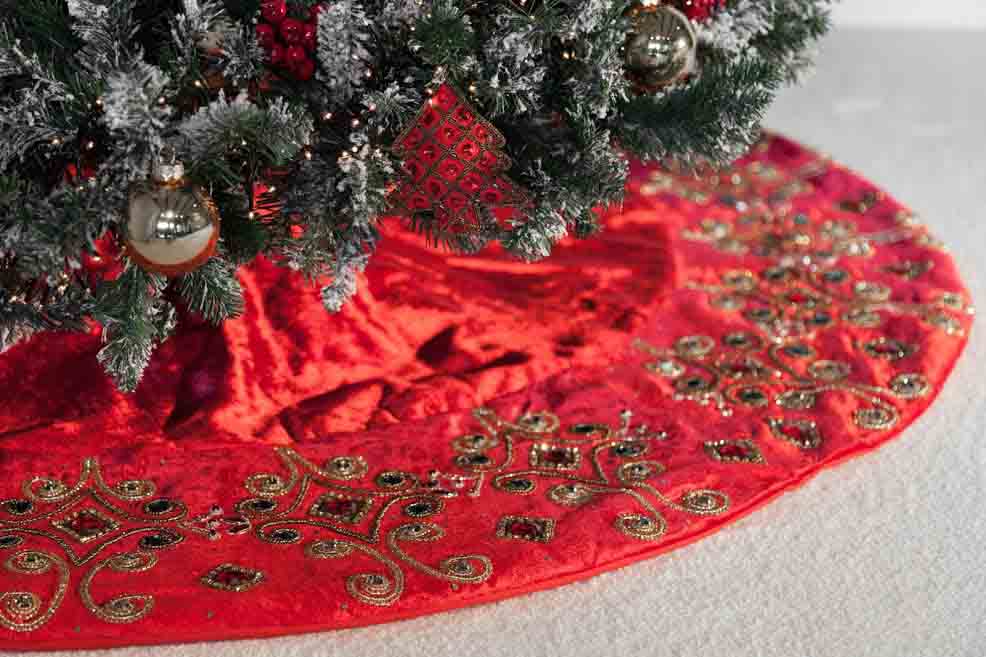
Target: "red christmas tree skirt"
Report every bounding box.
[0,135,973,651]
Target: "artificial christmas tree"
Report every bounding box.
[0,0,832,390]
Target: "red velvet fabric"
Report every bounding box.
[0,135,972,651]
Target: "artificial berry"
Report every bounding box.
[261,0,288,24]
[256,23,276,50]
[301,22,317,51]
[677,0,725,21]
[256,2,320,79]
[280,18,305,45]
[269,42,286,66]
[285,45,308,67]
[292,57,316,81]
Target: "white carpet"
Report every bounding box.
[15,28,986,657]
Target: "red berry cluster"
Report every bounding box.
[256,0,321,81]
[676,0,726,21]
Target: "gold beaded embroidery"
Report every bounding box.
[305,539,404,607]
[0,551,69,632]
[51,508,120,544]
[201,564,265,592]
[80,552,157,623]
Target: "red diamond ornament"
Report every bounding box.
[390,84,530,235]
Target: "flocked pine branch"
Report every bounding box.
[103,62,173,180]
[177,91,312,170]
[168,0,227,80]
[93,263,175,392]
[178,253,245,324]
[317,0,373,107]
[0,0,833,388]
[69,0,141,76]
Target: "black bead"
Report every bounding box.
[138,530,182,550]
[144,498,174,515]
[0,535,24,548]
[4,499,33,515]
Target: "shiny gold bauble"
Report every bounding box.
[125,161,220,277]
[624,2,697,94]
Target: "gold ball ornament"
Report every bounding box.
[624,2,698,93]
[125,160,220,277]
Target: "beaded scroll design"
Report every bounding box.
[0,139,974,638]
[389,84,530,238]
[632,149,971,442]
[0,407,730,629]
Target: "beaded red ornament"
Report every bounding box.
[390,84,530,234]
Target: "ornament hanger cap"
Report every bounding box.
[152,149,185,184]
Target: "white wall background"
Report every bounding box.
[832,1,986,29]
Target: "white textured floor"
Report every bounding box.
[19,29,986,657]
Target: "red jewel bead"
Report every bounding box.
[255,23,276,50]
[781,425,806,442]
[301,22,318,51]
[285,44,308,67]
[717,443,747,459]
[292,57,316,81]
[318,498,358,517]
[269,42,286,66]
[214,570,244,587]
[544,449,570,464]
[508,520,539,540]
[280,18,305,45]
[260,0,288,24]
[309,3,324,21]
